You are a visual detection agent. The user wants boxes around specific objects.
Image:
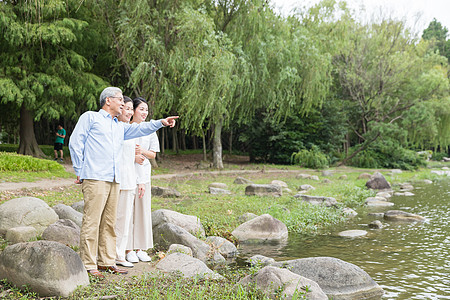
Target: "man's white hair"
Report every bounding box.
[99,87,122,108]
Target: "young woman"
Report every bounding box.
[115,96,142,268]
[125,97,160,263]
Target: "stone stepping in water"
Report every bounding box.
[337,229,368,238]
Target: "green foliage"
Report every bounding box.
[0,152,64,172]
[431,151,448,161]
[347,139,426,170]
[422,18,450,61]
[291,145,329,169]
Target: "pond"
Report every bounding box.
[238,179,450,299]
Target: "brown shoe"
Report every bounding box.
[87,269,105,279]
[98,265,128,275]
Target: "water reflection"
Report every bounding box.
[238,180,450,299]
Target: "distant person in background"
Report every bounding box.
[125,97,160,264]
[54,124,66,162]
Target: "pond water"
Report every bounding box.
[238,179,450,299]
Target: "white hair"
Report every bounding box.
[99,87,122,108]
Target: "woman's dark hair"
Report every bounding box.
[132,96,148,110]
[123,96,132,104]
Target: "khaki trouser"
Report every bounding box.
[80,179,120,270]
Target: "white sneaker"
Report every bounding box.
[136,250,151,262]
[115,259,134,268]
[126,251,139,263]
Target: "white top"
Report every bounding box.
[135,132,160,184]
[119,138,137,190]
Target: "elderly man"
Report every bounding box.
[69,87,177,279]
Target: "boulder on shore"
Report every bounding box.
[384,210,426,222]
[152,209,205,237]
[156,253,223,280]
[0,241,88,297]
[239,266,327,300]
[271,257,384,299]
[0,197,58,235]
[5,226,38,244]
[366,172,391,190]
[232,214,288,242]
[245,184,282,197]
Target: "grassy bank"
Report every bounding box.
[0,152,72,182]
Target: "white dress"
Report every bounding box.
[115,138,137,260]
[127,132,160,250]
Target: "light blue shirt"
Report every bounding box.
[69,109,164,183]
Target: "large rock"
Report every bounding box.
[41,219,80,248]
[234,177,254,184]
[294,195,338,207]
[272,257,383,299]
[0,241,89,297]
[357,173,372,180]
[153,223,223,263]
[384,210,426,222]
[365,172,391,190]
[151,186,181,198]
[167,244,193,256]
[298,184,315,191]
[0,197,59,235]
[209,187,231,195]
[338,230,368,238]
[239,266,327,300]
[70,201,84,213]
[365,200,394,207]
[156,253,223,280]
[5,226,38,244]
[206,236,238,258]
[231,214,288,242]
[245,184,282,197]
[271,180,288,187]
[238,212,258,224]
[208,182,228,189]
[248,255,275,266]
[152,209,205,237]
[53,204,83,227]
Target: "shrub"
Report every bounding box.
[291,145,329,169]
[346,141,426,170]
[431,151,448,161]
[0,152,64,172]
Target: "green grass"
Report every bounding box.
[1,268,309,300]
[0,152,72,182]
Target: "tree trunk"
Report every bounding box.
[338,132,381,166]
[180,129,186,151]
[160,129,165,154]
[212,116,224,169]
[228,129,233,155]
[192,135,198,150]
[201,130,207,161]
[172,126,178,153]
[165,127,169,152]
[17,104,46,158]
[150,158,158,168]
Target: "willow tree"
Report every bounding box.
[0,1,107,156]
[111,0,332,168]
